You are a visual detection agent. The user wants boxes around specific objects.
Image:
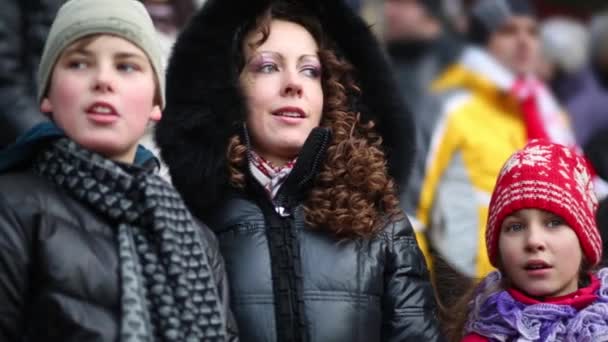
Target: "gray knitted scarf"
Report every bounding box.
[34,138,227,341]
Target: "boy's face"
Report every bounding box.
[498,208,582,298]
[41,35,161,163]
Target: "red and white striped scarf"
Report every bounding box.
[249,150,297,199]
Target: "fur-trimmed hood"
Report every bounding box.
[155,0,415,216]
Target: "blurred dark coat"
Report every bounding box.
[0,0,61,147]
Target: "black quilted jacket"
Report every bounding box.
[0,168,238,341]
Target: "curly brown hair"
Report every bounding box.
[227,2,403,239]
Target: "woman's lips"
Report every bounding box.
[271,106,307,125]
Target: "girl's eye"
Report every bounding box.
[504,223,524,233]
[547,218,564,228]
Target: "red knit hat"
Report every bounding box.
[486,139,601,267]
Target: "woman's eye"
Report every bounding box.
[301,66,321,78]
[258,63,278,73]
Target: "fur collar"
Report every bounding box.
[155,0,414,217]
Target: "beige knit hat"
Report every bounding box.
[37,0,165,108]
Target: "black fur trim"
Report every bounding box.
[155,0,415,217]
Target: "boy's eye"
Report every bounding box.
[117,62,140,73]
[67,60,88,69]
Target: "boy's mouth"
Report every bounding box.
[86,102,118,116]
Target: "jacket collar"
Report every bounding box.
[459,46,516,91]
[243,125,332,216]
[0,122,159,173]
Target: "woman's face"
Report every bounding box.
[240,19,323,166]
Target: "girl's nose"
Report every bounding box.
[524,225,546,252]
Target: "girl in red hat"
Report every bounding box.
[447,139,607,341]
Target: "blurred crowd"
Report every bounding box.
[375,0,608,308]
[3,0,608,320]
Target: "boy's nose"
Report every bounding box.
[92,68,115,93]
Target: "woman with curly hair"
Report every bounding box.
[155,0,443,341]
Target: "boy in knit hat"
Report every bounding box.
[0,0,236,340]
[450,139,607,341]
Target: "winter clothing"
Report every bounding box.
[462,269,608,341]
[0,125,237,341]
[155,0,442,341]
[384,1,465,259]
[37,0,166,108]
[486,140,601,267]
[586,128,608,183]
[469,0,535,45]
[249,150,296,199]
[0,0,62,148]
[566,68,608,148]
[415,46,574,278]
[586,128,608,266]
[599,197,608,267]
[37,138,229,341]
[387,33,463,262]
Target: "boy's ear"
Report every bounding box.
[40,98,53,113]
[150,105,162,122]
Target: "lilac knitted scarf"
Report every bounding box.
[464,268,608,341]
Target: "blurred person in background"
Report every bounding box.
[383,0,463,113]
[143,0,199,68]
[345,0,362,12]
[140,0,203,181]
[566,13,608,150]
[0,0,63,148]
[538,17,589,103]
[413,0,576,307]
[382,0,464,246]
[576,13,608,265]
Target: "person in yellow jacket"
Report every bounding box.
[411,0,576,306]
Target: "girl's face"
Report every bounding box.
[239,19,323,167]
[498,208,583,298]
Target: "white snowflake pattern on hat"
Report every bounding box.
[499,143,552,178]
[573,160,597,212]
